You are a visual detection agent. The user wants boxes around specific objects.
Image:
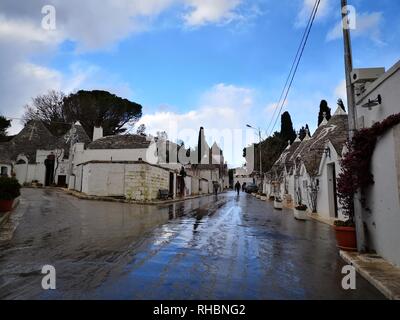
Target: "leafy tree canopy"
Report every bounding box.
[318,100,331,126]
[0,115,11,137]
[23,90,143,138]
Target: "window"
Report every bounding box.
[1,166,8,176]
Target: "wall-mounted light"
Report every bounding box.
[361,94,382,110]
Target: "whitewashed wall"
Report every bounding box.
[355,61,400,266]
[191,176,200,195]
[73,148,148,165]
[184,176,192,196]
[199,180,208,194]
[315,141,346,221]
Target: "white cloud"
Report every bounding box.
[183,0,242,26]
[0,15,62,44]
[326,11,384,45]
[0,0,260,135]
[334,79,347,103]
[137,83,257,167]
[295,0,331,28]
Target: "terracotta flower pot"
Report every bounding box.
[0,199,14,213]
[334,226,357,251]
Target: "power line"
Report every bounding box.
[267,0,321,136]
[265,0,319,136]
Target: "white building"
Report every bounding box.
[353,60,400,266]
[233,166,254,189]
[265,106,349,222]
[0,122,230,202]
[0,120,90,186]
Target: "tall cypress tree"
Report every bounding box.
[197,127,204,164]
[318,100,331,126]
[337,98,346,112]
[299,124,310,140]
[280,111,296,143]
[0,116,11,137]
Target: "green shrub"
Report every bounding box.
[0,176,21,200]
[334,219,355,227]
[295,204,307,211]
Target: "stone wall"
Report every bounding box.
[199,180,208,194]
[191,176,200,195]
[125,163,170,201]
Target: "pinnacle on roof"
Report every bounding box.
[333,105,347,116]
[319,112,328,126]
[303,128,311,141]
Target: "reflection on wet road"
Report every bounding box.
[0,189,383,299]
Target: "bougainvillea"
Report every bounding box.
[337,113,400,222]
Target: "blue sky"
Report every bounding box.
[1,0,399,166]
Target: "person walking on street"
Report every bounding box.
[235,181,241,196]
[213,182,219,196]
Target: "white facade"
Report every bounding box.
[233,167,254,188]
[354,60,400,266]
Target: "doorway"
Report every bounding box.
[44,154,55,186]
[327,163,338,218]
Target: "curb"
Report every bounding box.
[340,250,400,300]
[308,213,335,226]
[0,197,20,228]
[61,188,227,206]
[0,211,12,228]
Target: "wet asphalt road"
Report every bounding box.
[0,188,384,300]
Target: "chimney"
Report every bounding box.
[93,126,103,141]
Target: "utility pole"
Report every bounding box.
[341,0,366,252]
[258,128,262,175]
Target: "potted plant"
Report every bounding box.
[333,219,356,251]
[294,204,308,220]
[294,186,308,220]
[268,195,275,201]
[0,176,21,212]
[260,193,267,201]
[274,197,283,210]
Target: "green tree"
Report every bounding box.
[63,90,142,138]
[318,100,331,126]
[337,98,346,112]
[136,124,146,136]
[23,90,143,138]
[298,124,310,140]
[23,90,66,136]
[279,111,296,142]
[0,116,11,137]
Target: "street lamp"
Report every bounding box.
[246,124,262,176]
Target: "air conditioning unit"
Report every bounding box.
[351,68,385,84]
